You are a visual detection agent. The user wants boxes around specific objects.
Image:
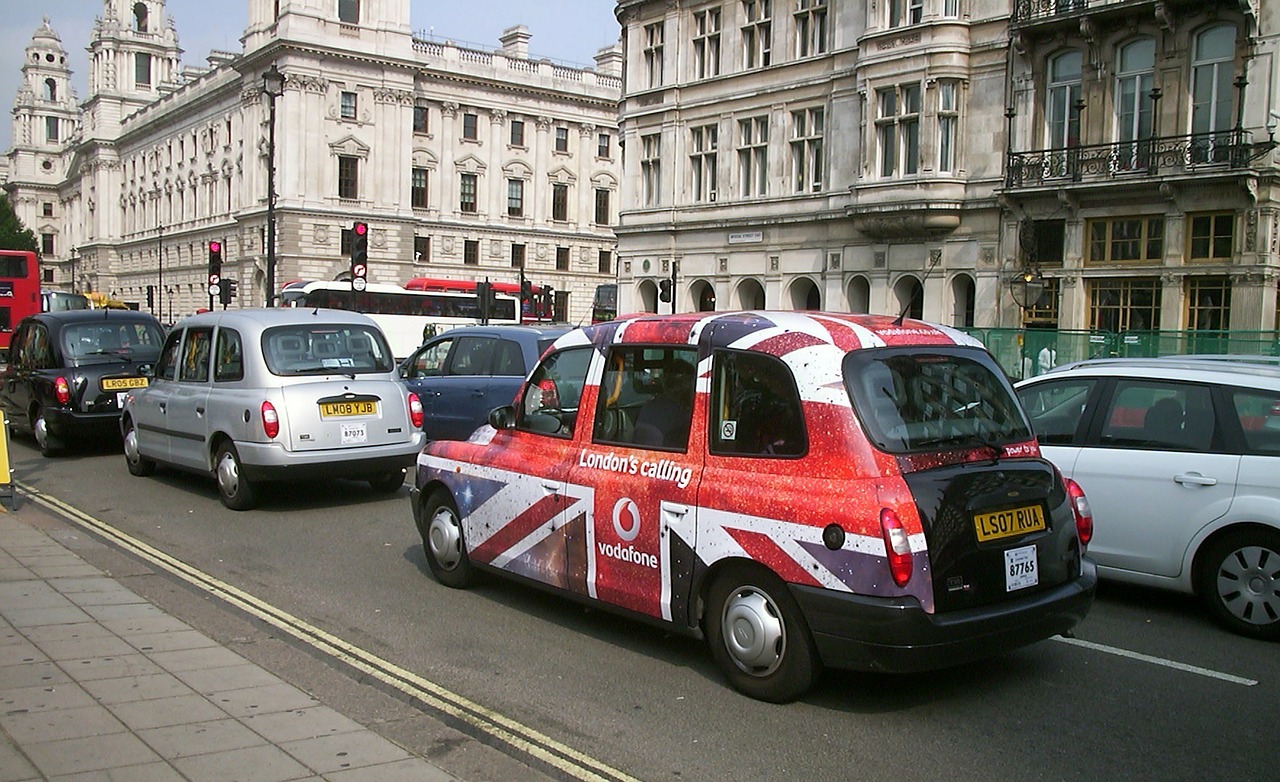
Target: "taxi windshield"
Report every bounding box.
[845,347,1031,453]
[262,325,395,375]
[62,321,165,362]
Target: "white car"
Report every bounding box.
[121,308,426,510]
[1015,357,1280,639]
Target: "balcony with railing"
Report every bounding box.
[1004,130,1273,189]
[1010,0,1252,29]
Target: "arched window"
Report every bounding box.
[1191,24,1236,164]
[1115,37,1156,169]
[133,2,149,32]
[43,78,57,101]
[1046,51,1081,149]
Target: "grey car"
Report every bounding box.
[121,308,426,510]
[398,324,569,441]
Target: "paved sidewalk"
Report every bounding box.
[0,507,458,782]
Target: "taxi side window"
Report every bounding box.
[213,328,243,382]
[593,346,698,451]
[710,351,806,457]
[518,347,592,438]
[155,330,182,381]
[180,327,212,383]
[447,336,494,376]
[410,339,452,378]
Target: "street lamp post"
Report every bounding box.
[263,64,284,307]
[69,248,78,293]
[1009,260,1045,381]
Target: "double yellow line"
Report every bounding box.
[21,482,640,782]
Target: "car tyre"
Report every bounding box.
[1198,528,1280,641]
[122,417,155,477]
[705,564,820,703]
[368,470,405,493]
[215,442,257,511]
[422,490,475,588]
[31,405,63,457]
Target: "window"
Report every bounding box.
[135,53,152,87]
[1099,381,1215,452]
[889,0,923,27]
[642,134,662,207]
[511,243,526,269]
[45,117,59,143]
[340,91,357,120]
[507,179,525,217]
[877,84,920,177]
[341,227,354,255]
[463,113,478,140]
[795,0,828,58]
[742,0,772,69]
[737,117,769,198]
[791,108,823,192]
[1186,276,1231,330]
[338,0,360,24]
[1087,217,1164,263]
[710,351,806,456]
[1115,38,1156,170]
[510,119,525,146]
[410,167,429,209]
[552,183,569,221]
[1191,25,1237,164]
[555,126,569,153]
[413,105,429,134]
[694,8,721,79]
[1089,278,1161,331]
[557,246,570,271]
[44,78,57,102]
[214,328,244,383]
[1229,388,1280,454]
[1017,379,1095,445]
[180,328,212,383]
[1188,213,1234,261]
[691,124,719,203]
[518,347,593,438]
[41,233,55,255]
[597,132,610,158]
[42,202,54,217]
[133,2,149,32]
[594,347,699,450]
[1045,50,1082,178]
[595,188,611,225]
[598,250,612,274]
[414,235,430,264]
[942,0,959,17]
[464,239,479,265]
[338,156,359,199]
[644,21,665,88]
[460,173,478,213]
[938,82,958,173]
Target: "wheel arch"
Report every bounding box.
[690,556,788,633]
[1190,521,1280,595]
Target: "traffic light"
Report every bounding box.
[208,240,223,296]
[476,280,492,323]
[350,221,369,291]
[520,276,532,301]
[659,278,672,303]
[146,284,155,310]
[218,278,238,306]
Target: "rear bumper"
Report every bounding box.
[792,559,1097,673]
[45,407,123,439]
[234,436,425,482]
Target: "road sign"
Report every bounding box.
[352,277,367,292]
[208,283,221,297]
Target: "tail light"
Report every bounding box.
[879,508,913,587]
[54,377,71,405]
[1064,477,1093,546]
[261,401,280,439]
[408,392,424,429]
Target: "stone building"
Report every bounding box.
[4,0,622,324]
[611,0,1279,334]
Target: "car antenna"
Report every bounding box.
[893,250,944,326]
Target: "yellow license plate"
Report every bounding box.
[101,377,148,391]
[974,504,1046,543]
[320,400,378,418]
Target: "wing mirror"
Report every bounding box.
[488,405,516,430]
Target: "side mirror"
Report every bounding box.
[138,364,155,378]
[488,405,516,430]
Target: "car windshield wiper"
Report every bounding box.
[80,350,133,362]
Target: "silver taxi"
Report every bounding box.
[122,308,426,510]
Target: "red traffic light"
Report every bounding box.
[209,241,221,253]
[353,222,368,236]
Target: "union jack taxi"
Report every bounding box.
[409,311,1096,702]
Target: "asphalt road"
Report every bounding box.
[8,432,1278,782]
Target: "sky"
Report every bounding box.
[0,0,623,152]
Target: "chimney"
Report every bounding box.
[499,25,532,59]
[594,44,623,78]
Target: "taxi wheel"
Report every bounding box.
[1197,528,1280,641]
[31,405,63,457]
[368,470,406,493]
[422,490,475,589]
[215,442,257,511]
[122,418,155,477]
[705,564,819,703]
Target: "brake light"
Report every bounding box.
[261,401,280,439]
[879,508,913,586]
[1064,478,1093,546]
[54,377,71,405]
[408,392,424,429]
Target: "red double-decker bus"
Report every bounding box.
[0,250,41,351]
[404,277,556,323]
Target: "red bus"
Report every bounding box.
[404,277,555,323]
[0,250,41,351]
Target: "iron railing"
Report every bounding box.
[1010,0,1090,25]
[1005,131,1260,189]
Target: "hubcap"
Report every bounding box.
[1216,545,1280,626]
[428,509,462,570]
[124,428,139,463]
[721,586,785,676]
[34,414,48,450]
[217,452,240,497]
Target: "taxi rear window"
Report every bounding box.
[845,348,1031,453]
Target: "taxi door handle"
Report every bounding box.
[665,503,690,516]
[196,406,205,415]
[541,481,562,494]
[1174,472,1217,487]
[158,402,166,412]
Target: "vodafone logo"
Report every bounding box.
[612,497,641,542]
